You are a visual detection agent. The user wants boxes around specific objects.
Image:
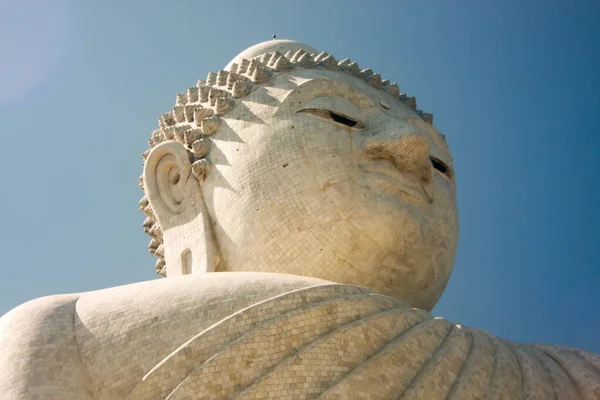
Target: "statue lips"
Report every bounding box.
[359,161,433,204]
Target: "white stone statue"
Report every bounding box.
[1,40,598,400]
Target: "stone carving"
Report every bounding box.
[191,158,211,182]
[0,40,598,399]
[200,116,219,136]
[191,138,210,158]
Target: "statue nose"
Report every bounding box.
[362,133,432,183]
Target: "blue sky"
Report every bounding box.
[1,0,599,353]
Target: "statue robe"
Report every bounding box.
[1,272,598,399]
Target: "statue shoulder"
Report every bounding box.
[71,272,332,399]
[0,292,81,333]
[0,293,94,398]
[0,272,331,399]
[0,293,82,347]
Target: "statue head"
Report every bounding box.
[141,40,458,311]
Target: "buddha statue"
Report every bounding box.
[1,40,598,400]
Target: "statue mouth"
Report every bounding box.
[359,161,433,204]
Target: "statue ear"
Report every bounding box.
[143,141,218,275]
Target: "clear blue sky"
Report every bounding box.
[1,0,599,353]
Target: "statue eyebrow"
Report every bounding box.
[286,82,376,111]
[303,93,372,110]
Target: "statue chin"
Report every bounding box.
[0,40,598,399]
[209,178,457,311]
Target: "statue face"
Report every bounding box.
[202,67,458,311]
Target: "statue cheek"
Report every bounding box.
[431,177,457,210]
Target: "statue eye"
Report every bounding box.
[298,108,364,130]
[430,156,452,180]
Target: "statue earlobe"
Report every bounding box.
[143,141,218,275]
